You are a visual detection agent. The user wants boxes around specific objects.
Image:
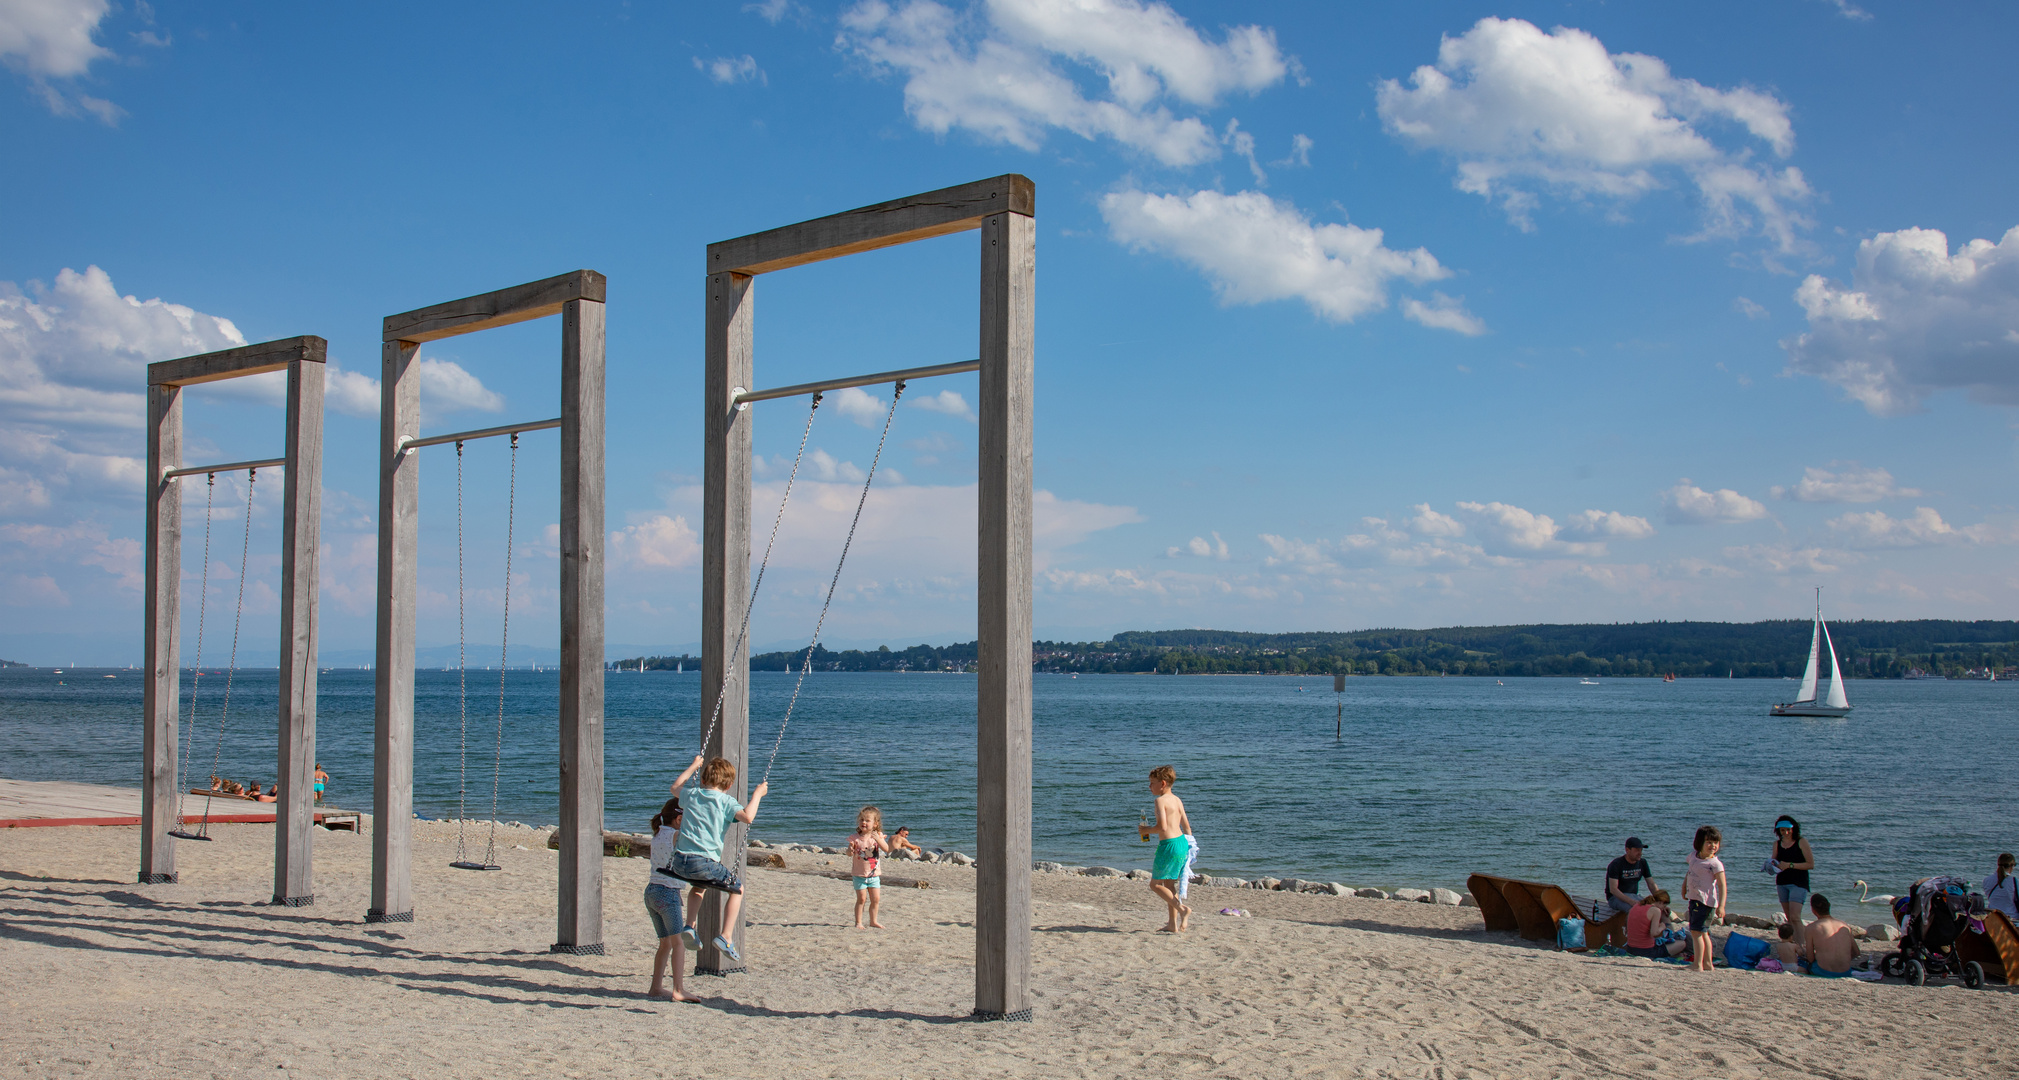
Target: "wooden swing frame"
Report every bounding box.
[140,336,326,906]
[700,175,1036,1019]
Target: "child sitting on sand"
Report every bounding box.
[1684,826,1727,973]
[1136,765,1195,933]
[667,754,767,963]
[848,806,891,929]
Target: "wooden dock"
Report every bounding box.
[2,777,284,828]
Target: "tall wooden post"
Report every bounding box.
[140,382,183,885]
[975,208,1035,1021]
[698,271,755,974]
[273,355,325,906]
[370,338,421,924]
[554,296,607,954]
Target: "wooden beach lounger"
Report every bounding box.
[1467,873,1626,949]
[1958,910,2019,984]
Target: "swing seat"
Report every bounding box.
[450,860,502,871]
[167,829,213,841]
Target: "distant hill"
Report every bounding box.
[611,620,2019,678]
[0,658,25,668]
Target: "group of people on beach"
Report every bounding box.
[635,760,1199,1001]
[204,764,330,804]
[1601,816,2018,977]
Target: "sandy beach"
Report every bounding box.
[3,819,2014,1079]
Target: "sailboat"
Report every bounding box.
[1771,588,1851,718]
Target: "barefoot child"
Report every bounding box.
[848,806,891,928]
[668,755,768,963]
[644,796,697,1002]
[1683,825,1727,973]
[1136,765,1195,933]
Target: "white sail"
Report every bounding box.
[1796,619,1822,703]
[1822,619,1849,709]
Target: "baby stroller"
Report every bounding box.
[1880,876,1989,988]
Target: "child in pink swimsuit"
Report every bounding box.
[848,806,891,929]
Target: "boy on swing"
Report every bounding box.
[1137,765,1196,933]
[668,754,769,963]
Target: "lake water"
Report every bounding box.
[2,667,2012,917]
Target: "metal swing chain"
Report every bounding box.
[693,392,824,775]
[200,469,258,838]
[177,475,218,832]
[454,441,471,864]
[761,382,904,786]
[484,433,518,867]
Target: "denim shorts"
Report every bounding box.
[1777,883,1810,905]
[668,851,742,895]
[644,882,684,939]
[1687,899,1715,932]
[853,875,880,891]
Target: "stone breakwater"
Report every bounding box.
[748,838,1475,907]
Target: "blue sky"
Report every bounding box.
[2,0,2015,665]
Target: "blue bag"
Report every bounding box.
[1556,917,1586,950]
[1723,932,1772,970]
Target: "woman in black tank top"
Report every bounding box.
[1772,815,1816,946]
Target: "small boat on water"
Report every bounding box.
[1772,588,1851,718]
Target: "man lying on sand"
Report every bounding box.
[1137,765,1194,933]
[1799,894,1860,977]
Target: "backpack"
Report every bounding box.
[1723,932,1772,970]
[1556,917,1587,951]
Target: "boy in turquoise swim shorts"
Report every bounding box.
[1137,765,1195,933]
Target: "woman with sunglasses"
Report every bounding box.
[1770,815,1816,948]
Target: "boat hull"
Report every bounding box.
[1770,702,1852,718]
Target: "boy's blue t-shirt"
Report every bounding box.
[672,787,743,861]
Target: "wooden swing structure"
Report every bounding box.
[698,175,1036,1020]
[140,336,326,906]
[367,270,608,956]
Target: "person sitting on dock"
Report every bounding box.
[254,784,277,804]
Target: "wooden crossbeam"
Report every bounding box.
[383,269,608,343]
[706,175,1034,276]
[148,336,326,387]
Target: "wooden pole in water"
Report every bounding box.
[1335,672,1344,737]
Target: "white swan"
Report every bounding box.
[1853,880,1897,904]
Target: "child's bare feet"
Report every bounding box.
[648,987,698,1002]
[868,918,884,929]
[1178,904,1192,932]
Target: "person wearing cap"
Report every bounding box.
[1605,837,1658,916]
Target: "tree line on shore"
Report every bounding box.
[613,619,2019,678]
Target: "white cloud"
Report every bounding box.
[610,514,702,569]
[0,266,241,506]
[1816,0,1872,21]
[695,54,766,85]
[745,0,804,23]
[1721,543,1845,575]
[1100,188,1448,323]
[0,0,122,122]
[1407,503,1465,538]
[1827,507,2005,549]
[907,388,976,422]
[413,357,504,416]
[1783,225,2019,414]
[1400,291,1487,336]
[1272,132,1312,168]
[809,448,869,483]
[1166,531,1228,560]
[1733,296,1769,320]
[0,0,109,76]
[1455,500,1606,556]
[1375,17,1810,251]
[837,0,1288,166]
[1565,509,1656,540]
[831,385,888,428]
[1771,462,1918,503]
[326,365,381,417]
[1662,479,1769,524]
